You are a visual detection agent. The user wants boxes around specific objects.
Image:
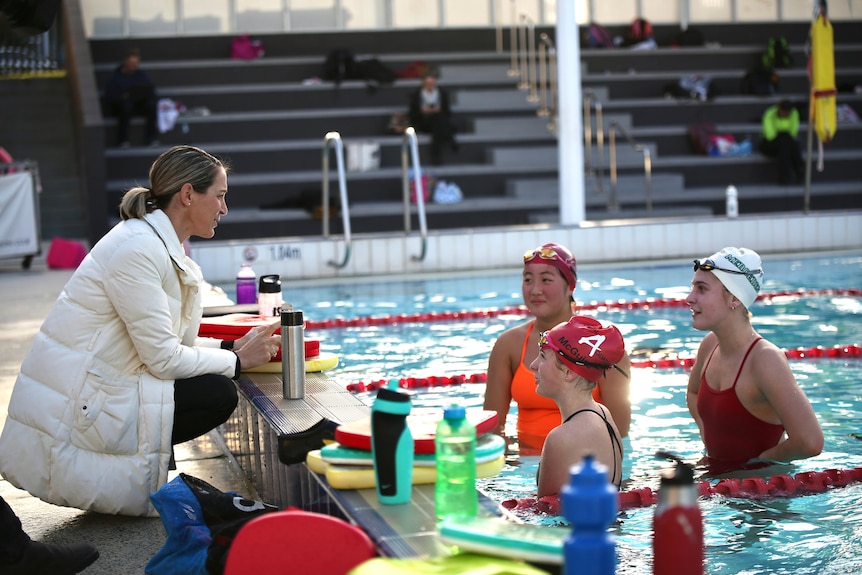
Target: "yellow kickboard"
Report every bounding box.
[810,14,837,142]
[306,449,506,490]
[242,352,339,373]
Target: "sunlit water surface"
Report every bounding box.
[220,252,862,574]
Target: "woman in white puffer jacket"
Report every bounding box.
[0,145,281,516]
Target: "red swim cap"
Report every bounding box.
[523,243,578,289]
[539,316,625,383]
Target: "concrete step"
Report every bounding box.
[507,173,686,199]
[455,88,541,111]
[490,142,657,169]
[472,115,553,138]
[438,63,511,82]
[530,205,715,224]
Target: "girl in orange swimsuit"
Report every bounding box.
[484,243,631,454]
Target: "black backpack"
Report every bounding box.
[741,65,779,95]
[323,48,357,84]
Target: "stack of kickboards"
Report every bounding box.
[198,313,339,373]
[306,408,506,490]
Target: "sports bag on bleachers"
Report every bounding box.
[586,22,614,48]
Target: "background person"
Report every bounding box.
[408,72,458,165]
[686,247,823,474]
[0,145,281,516]
[483,243,631,455]
[759,99,805,185]
[532,316,626,497]
[104,48,159,147]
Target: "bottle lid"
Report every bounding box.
[280,309,303,326]
[443,404,466,419]
[259,274,281,293]
[660,460,695,486]
[376,386,410,403]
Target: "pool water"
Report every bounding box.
[220,252,862,574]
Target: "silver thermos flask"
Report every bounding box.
[281,309,305,399]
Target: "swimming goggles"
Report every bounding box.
[524,247,564,263]
[693,259,762,276]
[538,331,628,377]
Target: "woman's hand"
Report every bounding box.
[234,320,281,369]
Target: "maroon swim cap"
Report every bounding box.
[523,243,578,289]
[539,316,625,383]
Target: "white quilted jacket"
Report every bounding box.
[0,210,236,516]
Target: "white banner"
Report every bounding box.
[0,172,38,259]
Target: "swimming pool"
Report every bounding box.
[221,251,862,574]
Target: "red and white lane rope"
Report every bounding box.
[306,288,860,331]
[502,466,862,515]
[345,343,860,392]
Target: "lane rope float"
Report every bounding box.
[502,466,862,516]
[305,289,860,331]
[345,343,860,392]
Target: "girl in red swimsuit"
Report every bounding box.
[686,247,823,473]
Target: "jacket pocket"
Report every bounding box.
[71,370,139,455]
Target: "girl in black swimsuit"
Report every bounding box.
[531,316,627,496]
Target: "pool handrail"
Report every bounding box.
[400,127,428,262]
[608,119,653,214]
[321,132,352,269]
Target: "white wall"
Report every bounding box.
[190,213,862,284]
[82,0,861,37]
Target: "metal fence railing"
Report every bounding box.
[0,22,64,78]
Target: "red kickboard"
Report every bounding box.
[334,408,499,455]
[198,313,319,362]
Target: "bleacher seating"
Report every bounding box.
[88,23,862,240]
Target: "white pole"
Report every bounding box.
[557,0,585,224]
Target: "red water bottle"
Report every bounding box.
[653,460,704,575]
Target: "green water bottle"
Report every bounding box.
[435,405,477,521]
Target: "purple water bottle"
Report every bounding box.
[236,263,257,304]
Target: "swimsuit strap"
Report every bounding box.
[519,322,534,367]
[703,342,720,372]
[731,337,763,388]
[561,407,622,487]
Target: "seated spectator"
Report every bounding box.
[104,49,159,147]
[408,73,458,165]
[759,99,805,185]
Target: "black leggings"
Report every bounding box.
[172,374,238,445]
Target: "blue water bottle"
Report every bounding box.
[561,454,618,575]
[371,378,413,504]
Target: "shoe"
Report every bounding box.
[4,540,99,574]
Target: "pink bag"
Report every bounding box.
[46,237,87,269]
[231,35,264,60]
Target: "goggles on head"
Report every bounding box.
[524,247,564,263]
[538,331,627,377]
[693,259,762,277]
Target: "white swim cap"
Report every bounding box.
[694,247,764,309]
